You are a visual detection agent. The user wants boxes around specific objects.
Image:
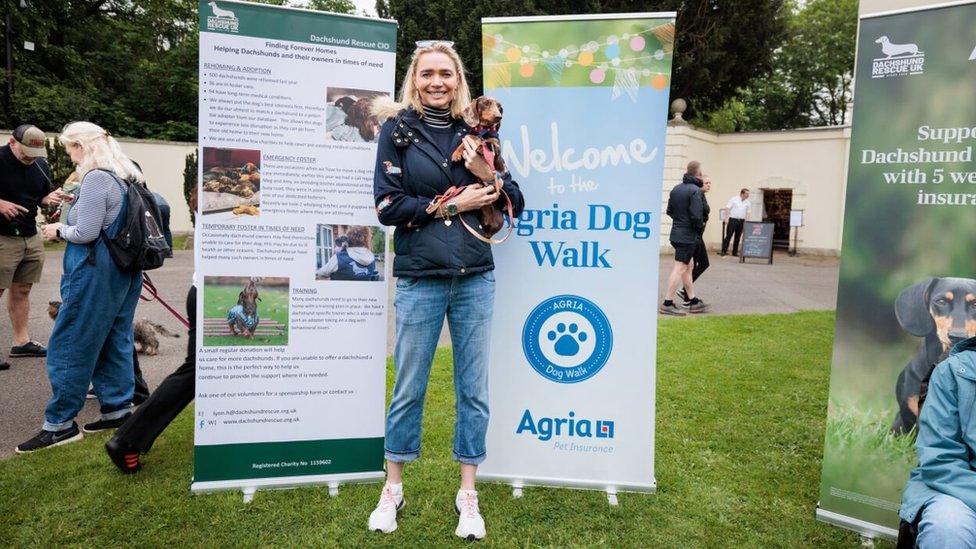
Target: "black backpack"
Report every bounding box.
[92,170,171,272]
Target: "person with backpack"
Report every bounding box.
[316,226,378,281]
[15,122,146,453]
[898,338,976,546]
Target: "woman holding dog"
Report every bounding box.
[16,122,143,453]
[370,41,524,540]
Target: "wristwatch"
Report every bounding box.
[445,201,459,217]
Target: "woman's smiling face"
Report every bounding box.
[414,52,458,109]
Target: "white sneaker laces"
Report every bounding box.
[377,486,399,512]
[459,491,480,518]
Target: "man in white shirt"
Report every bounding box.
[721,188,751,257]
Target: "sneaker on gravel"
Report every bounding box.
[15,423,82,453]
[658,303,686,316]
[455,489,486,541]
[82,413,132,434]
[688,300,711,314]
[10,341,46,357]
[368,483,404,533]
[105,437,142,474]
[0,361,9,371]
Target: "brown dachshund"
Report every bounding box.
[451,96,506,174]
[892,277,976,434]
[344,97,381,142]
[48,301,179,355]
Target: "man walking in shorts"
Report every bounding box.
[660,161,709,316]
[0,125,65,370]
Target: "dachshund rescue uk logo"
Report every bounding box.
[872,35,924,78]
[522,295,613,384]
[207,1,239,33]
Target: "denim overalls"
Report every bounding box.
[43,175,142,431]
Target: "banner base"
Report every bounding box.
[815,507,897,540]
[191,470,385,496]
[480,473,656,496]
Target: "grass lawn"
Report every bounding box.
[0,311,877,547]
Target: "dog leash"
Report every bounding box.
[140,274,191,329]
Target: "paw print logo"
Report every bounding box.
[547,323,588,356]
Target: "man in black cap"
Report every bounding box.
[0,125,66,371]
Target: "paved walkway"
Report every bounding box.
[0,249,837,458]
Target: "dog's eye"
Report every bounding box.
[936,298,948,305]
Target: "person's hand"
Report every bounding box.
[0,199,28,220]
[41,223,63,242]
[452,184,499,213]
[41,190,68,207]
[461,136,496,182]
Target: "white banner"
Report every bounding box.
[478,13,676,493]
[192,0,396,493]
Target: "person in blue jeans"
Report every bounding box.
[369,41,524,540]
[16,121,144,453]
[900,337,976,546]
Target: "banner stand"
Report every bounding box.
[815,508,898,541]
[192,471,386,502]
[477,13,675,498]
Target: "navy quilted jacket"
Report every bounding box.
[373,107,525,278]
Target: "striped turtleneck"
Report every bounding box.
[422,105,453,128]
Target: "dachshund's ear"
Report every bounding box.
[460,100,480,127]
[895,278,937,336]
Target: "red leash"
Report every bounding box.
[140,274,190,329]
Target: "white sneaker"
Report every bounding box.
[455,489,486,541]
[368,483,404,533]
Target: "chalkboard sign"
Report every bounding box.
[740,222,774,264]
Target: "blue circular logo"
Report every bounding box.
[522,295,613,384]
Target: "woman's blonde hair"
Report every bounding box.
[58,121,144,183]
[372,42,472,121]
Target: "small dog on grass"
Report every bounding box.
[48,301,180,356]
[227,278,261,338]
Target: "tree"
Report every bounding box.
[698,0,857,131]
[385,0,788,121]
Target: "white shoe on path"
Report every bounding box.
[455,489,486,541]
[368,483,404,533]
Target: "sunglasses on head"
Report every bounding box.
[415,40,455,49]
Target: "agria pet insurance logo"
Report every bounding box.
[522,295,612,383]
[206,1,239,33]
[872,35,924,78]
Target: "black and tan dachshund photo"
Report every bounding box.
[892,277,976,434]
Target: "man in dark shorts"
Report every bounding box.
[0,125,66,370]
[660,161,708,316]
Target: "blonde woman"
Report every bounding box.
[16,122,144,453]
[369,41,525,540]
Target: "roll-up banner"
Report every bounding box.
[817,0,976,538]
[478,13,675,495]
[193,0,397,494]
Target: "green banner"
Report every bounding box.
[194,438,384,482]
[818,1,976,536]
[199,0,396,51]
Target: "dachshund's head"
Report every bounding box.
[461,96,503,130]
[334,96,356,113]
[896,277,976,354]
[239,278,261,316]
[875,36,889,44]
[48,301,62,320]
[345,98,380,141]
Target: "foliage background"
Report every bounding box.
[1,0,857,138]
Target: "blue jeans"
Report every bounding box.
[44,181,142,431]
[385,271,495,465]
[918,493,976,548]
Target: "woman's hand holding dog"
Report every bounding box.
[454,184,499,213]
[461,135,495,182]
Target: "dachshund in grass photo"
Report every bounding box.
[227,277,261,338]
[891,277,976,434]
